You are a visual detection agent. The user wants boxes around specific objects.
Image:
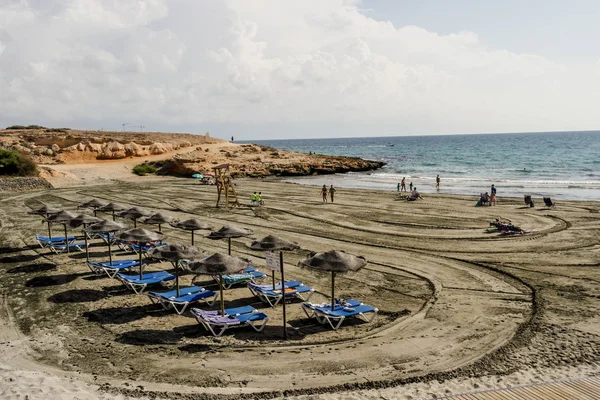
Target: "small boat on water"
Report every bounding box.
[386,144,395,147]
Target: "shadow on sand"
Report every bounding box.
[48,289,108,303]
[7,262,57,274]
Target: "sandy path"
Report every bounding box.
[0,176,599,399]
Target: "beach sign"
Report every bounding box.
[265,251,281,271]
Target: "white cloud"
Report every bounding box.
[0,0,599,137]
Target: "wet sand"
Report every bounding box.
[1,176,599,399]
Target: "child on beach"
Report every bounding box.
[321,185,328,203]
[436,175,440,189]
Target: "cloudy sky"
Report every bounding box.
[1,0,599,140]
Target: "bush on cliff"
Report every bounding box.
[0,149,37,176]
[132,163,157,176]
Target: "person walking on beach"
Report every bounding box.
[436,175,440,189]
[409,182,413,192]
[329,185,336,203]
[490,184,497,206]
[397,182,400,192]
[258,192,264,205]
[401,177,407,192]
[250,192,257,206]
[321,185,328,203]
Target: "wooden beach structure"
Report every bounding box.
[213,163,239,208]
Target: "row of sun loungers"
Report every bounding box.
[37,233,378,336]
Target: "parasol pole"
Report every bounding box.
[219,275,225,316]
[228,238,231,255]
[331,271,336,311]
[108,234,113,265]
[175,259,181,297]
[63,224,70,253]
[191,230,195,246]
[138,241,144,280]
[280,251,287,340]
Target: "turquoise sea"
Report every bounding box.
[245,131,600,201]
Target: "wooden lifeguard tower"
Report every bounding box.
[212,163,239,208]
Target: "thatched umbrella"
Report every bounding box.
[119,207,151,228]
[148,244,202,297]
[298,250,367,311]
[45,210,77,253]
[185,253,249,316]
[206,225,253,255]
[69,214,102,261]
[118,228,165,279]
[28,205,60,238]
[169,219,212,245]
[250,235,300,340]
[142,213,173,232]
[98,202,127,221]
[84,220,127,265]
[78,199,106,217]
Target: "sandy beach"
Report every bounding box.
[1,167,599,399]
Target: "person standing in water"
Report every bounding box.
[436,175,440,189]
[329,185,336,203]
[321,185,328,203]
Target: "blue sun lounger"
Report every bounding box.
[86,259,141,278]
[36,234,75,248]
[301,299,363,319]
[215,266,265,289]
[127,242,168,256]
[147,286,218,314]
[190,305,269,337]
[308,302,379,330]
[48,241,86,254]
[116,270,176,294]
[248,280,315,307]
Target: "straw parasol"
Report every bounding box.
[205,225,253,255]
[298,250,367,311]
[84,220,127,265]
[148,244,202,297]
[28,205,60,238]
[119,207,151,228]
[185,253,250,316]
[78,199,106,217]
[118,228,166,279]
[98,202,127,221]
[69,214,102,261]
[250,235,300,340]
[142,213,173,232]
[169,219,212,245]
[45,210,77,253]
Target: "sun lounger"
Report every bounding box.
[86,259,141,278]
[248,281,315,307]
[116,270,175,294]
[90,232,117,244]
[190,306,269,337]
[312,303,378,330]
[301,299,362,318]
[48,241,86,254]
[36,234,75,248]
[147,286,218,314]
[216,266,265,289]
[127,242,168,255]
[302,300,378,329]
[543,197,556,208]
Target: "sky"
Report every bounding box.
[1,0,599,140]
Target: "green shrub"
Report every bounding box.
[0,149,37,176]
[5,125,46,130]
[132,163,157,176]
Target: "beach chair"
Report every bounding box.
[524,194,534,207]
[301,299,363,318]
[36,234,75,248]
[86,259,141,278]
[48,241,86,254]
[90,232,117,245]
[311,303,379,330]
[543,197,556,208]
[147,286,218,314]
[128,242,168,256]
[248,280,315,307]
[115,270,176,294]
[190,306,269,337]
[214,266,265,289]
